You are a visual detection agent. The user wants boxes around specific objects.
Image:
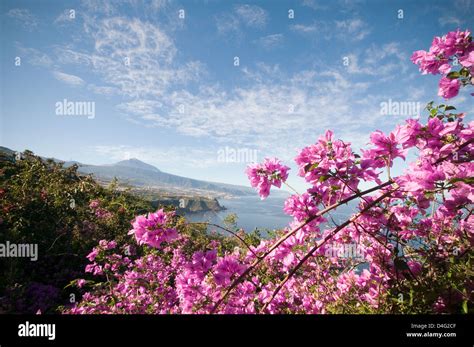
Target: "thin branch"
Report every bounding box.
[186,222,259,258]
[210,180,394,313]
[261,188,396,312]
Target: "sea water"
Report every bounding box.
[184,195,357,235]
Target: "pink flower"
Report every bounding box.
[438,77,460,99]
[460,50,474,71]
[410,50,447,75]
[89,200,100,209]
[397,119,422,148]
[245,158,290,199]
[95,208,113,219]
[283,193,319,222]
[128,209,178,249]
[86,249,99,262]
[361,129,407,170]
[213,255,246,286]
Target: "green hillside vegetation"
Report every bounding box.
[0,150,252,313]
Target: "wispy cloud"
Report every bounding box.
[291,18,371,41]
[55,17,204,98]
[7,8,38,31]
[87,84,120,96]
[215,12,241,37]
[16,45,53,67]
[215,4,268,38]
[438,15,463,27]
[234,4,268,28]
[54,9,75,25]
[254,34,284,50]
[345,42,408,78]
[45,10,414,161]
[302,0,329,10]
[52,71,85,86]
[4,0,445,178]
[335,19,371,40]
[115,65,384,160]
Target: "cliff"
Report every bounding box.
[150,196,226,213]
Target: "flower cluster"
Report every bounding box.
[411,29,473,98]
[89,199,113,219]
[245,157,290,199]
[128,209,178,249]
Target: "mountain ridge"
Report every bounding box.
[0,147,259,197]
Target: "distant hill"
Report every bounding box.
[113,158,161,172]
[0,146,15,157]
[65,158,257,196]
[0,147,258,197]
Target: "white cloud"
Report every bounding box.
[56,17,204,98]
[234,4,268,28]
[114,65,384,161]
[52,71,85,86]
[215,4,268,38]
[44,5,407,164]
[302,0,329,10]
[215,13,241,36]
[80,0,118,16]
[7,9,38,30]
[87,84,119,96]
[438,16,463,27]
[16,45,53,67]
[54,9,76,25]
[254,34,284,49]
[117,100,164,118]
[335,19,370,40]
[292,18,371,41]
[344,42,408,78]
[291,23,319,34]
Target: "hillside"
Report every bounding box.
[64,158,256,197]
[0,146,256,197]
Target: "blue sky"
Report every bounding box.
[1,0,473,192]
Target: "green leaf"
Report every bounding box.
[449,177,474,185]
[446,71,460,79]
[444,105,456,111]
[304,162,319,173]
[319,175,330,182]
[459,68,469,77]
[462,300,468,314]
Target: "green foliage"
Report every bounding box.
[0,150,153,313]
[0,149,259,313]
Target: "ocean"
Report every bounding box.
[183,194,358,235]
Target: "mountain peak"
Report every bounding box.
[114,158,160,172]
